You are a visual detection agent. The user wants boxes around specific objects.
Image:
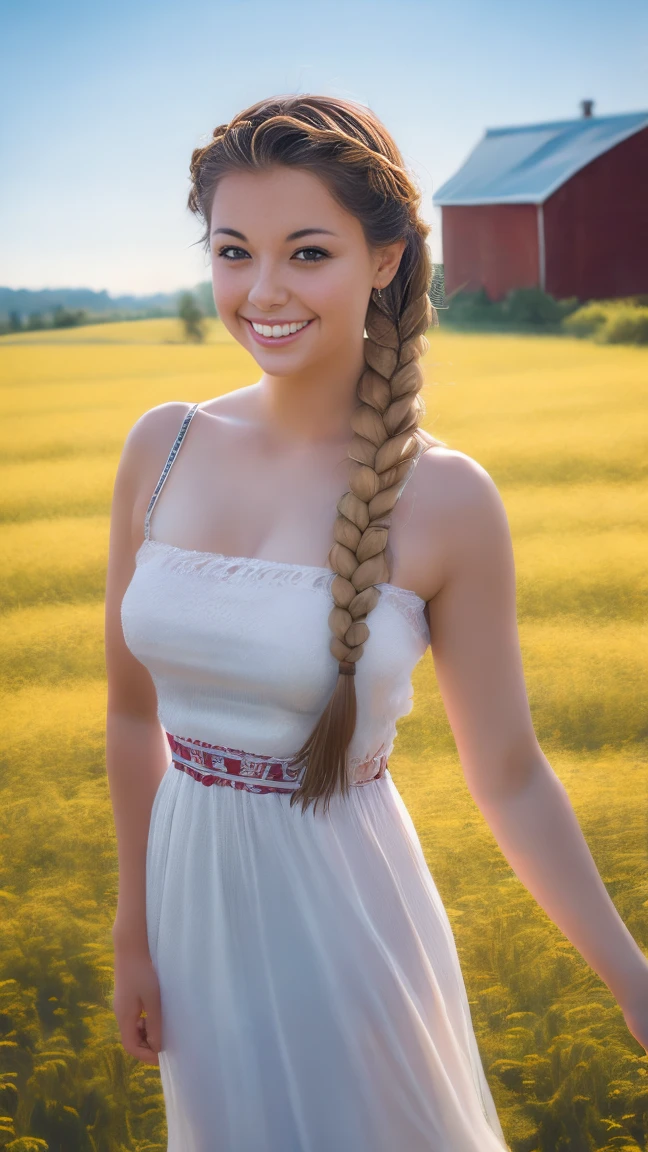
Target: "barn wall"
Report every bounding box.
[441,204,539,301]
[544,126,648,300]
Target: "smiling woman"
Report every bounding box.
[105,93,648,1152]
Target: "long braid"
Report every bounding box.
[187,94,443,816]
[288,259,434,814]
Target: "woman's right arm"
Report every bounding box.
[104,403,188,1060]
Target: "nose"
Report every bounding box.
[246,259,291,313]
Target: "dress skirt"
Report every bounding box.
[146,758,511,1152]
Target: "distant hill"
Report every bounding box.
[0,282,216,322]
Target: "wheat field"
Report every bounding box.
[1,318,647,1151]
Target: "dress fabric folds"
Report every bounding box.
[119,402,511,1151]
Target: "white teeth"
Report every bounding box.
[251,319,310,338]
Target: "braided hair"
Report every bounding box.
[188,95,443,815]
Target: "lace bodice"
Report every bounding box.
[119,403,431,783]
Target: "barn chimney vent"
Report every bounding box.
[580,99,595,118]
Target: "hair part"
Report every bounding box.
[188,94,443,815]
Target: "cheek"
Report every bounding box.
[312,264,369,326]
[210,263,243,317]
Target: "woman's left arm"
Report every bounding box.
[425,453,648,1045]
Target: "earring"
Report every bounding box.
[376,287,382,299]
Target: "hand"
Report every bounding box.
[112,944,163,1065]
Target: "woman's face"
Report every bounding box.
[209,165,404,376]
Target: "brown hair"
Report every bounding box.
[188,94,443,815]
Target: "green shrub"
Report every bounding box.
[502,287,579,326]
[563,303,610,338]
[563,301,648,345]
[441,287,506,327]
[441,286,579,331]
[599,306,648,345]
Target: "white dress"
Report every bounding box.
[120,403,511,1152]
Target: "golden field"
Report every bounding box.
[1,317,647,1151]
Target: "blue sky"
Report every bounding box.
[1,0,646,295]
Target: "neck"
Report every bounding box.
[254,335,367,449]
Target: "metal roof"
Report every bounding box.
[433,111,648,206]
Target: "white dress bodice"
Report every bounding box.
[119,401,430,784]
[121,538,429,781]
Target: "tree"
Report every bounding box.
[52,306,87,328]
[178,292,206,342]
[194,280,218,318]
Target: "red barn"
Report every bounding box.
[433,107,648,303]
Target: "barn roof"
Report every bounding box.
[433,111,648,206]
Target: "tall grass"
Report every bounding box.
[0,324,646,1151]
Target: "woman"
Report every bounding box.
[105,95,648,1151]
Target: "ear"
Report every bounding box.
[373,238,407,290]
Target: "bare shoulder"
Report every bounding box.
[122,400,196,463]
[117,385,266,503]
[416,442,504,517]
[411,443,512,590]
[112,402,198,550]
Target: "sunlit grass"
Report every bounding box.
[1,457,118,522]
[423,331,648,485]
[1,601,106,688]
[0,517,109,611]
[500,482,648,535]
[513,530,647,620]
[401,620,648,756]
[1,320,647,1151]
[0,316,233,346]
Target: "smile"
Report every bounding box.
[245,318,314,343]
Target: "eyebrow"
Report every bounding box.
[211,227,338,241]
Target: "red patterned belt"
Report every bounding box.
[165,731,388,795]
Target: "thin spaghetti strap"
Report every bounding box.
[144,403,200,540]
[394,434,430,506]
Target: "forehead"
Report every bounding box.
[210,166,359,236]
